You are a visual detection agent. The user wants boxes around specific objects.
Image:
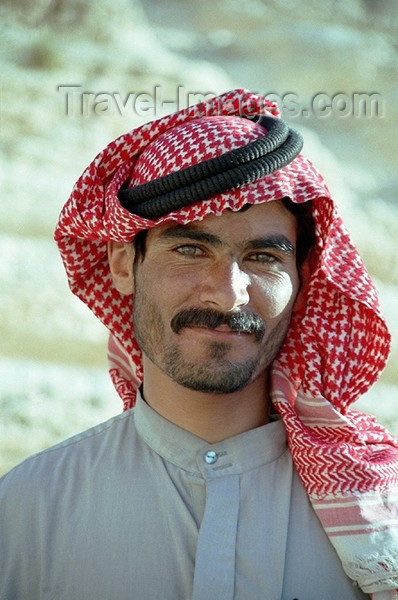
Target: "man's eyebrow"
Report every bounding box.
[159,226,223,246]
[246,236,296,254]
[159,227,295,254]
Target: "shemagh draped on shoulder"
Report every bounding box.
[54,89,398,597]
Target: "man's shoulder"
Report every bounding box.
[0,408,137,492]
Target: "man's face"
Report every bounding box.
[132,201,300,394]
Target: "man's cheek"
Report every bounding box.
[259,282,297,320]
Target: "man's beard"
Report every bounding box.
[162,341,260,394]
[133,294,290,394]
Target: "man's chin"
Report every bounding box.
[177,376,251,395]
[164,354,260,395]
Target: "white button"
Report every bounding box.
[204,450,218,464]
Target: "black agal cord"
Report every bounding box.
[118,116,303,219]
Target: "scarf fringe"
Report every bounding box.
[343,552,398,593]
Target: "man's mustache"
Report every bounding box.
[170,308,266,342]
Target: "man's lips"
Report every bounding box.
[182,324,250,337]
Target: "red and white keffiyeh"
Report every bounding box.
[54,89,398,597]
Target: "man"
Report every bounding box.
[1,89,397,599]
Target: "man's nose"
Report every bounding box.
[198,260,250,311]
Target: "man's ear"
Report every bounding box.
[107,241,135,295]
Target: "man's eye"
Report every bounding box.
[175,245,204,257]
[247,252,278,264]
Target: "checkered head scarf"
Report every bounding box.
[55,89,398,596]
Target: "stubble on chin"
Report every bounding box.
[162,343,259,394]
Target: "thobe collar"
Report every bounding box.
[134,390,288,479]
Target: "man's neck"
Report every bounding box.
[141,358,270,443]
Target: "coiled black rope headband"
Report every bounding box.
[118,116,303,219]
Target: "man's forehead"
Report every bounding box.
[146,199,297,245]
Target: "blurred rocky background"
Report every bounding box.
[0,0,397,474]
